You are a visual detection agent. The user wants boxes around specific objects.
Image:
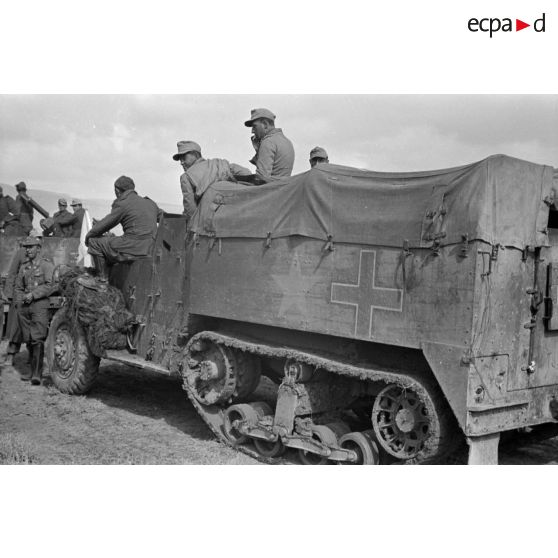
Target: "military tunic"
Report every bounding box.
[70,207,85,237]
[4,248,26,352]
[250,128,295,183]
[0,194,21,235]
[15,194,34,236]
[180,158,251,219]
[52,208,76,237]
[14,256,55,343]
[87,189,162,263]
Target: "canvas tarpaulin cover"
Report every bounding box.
[191,155,555,250]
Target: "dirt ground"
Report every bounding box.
[1,341,558,465]
[0,342,256,465]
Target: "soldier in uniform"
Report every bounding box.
[244,108,295,184]
[70,199,86,238]
[0,230,43,367]
[85,176,162,281]
[173,140,251,219]
[13,236,55,384]
[0,185,21,235]
[15,182,34,236]
[309,146,329,168]
[51,199,75,237]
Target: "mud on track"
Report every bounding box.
[1,342,558,465]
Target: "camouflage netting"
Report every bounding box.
[58,269,136,358]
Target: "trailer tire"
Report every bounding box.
[46,308,100,394]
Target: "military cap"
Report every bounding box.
[21,236,41,247]
[244,108,276,127]
[309,146,329,160]
[15,181,27,191]
[58,198,68,206]
[71,199,82,206]
[172,141,202,161]
[114,175,135,191]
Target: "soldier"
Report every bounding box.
[244,108,295,184]
[52,198,75,237]
[14,182,34,236]
[85,176,162,281]
[70,199,86,237]
[1,230,43,367]
[0,185,21,235]
[13,236,55,384]
[173,141,251,219]
[309,146,329,168]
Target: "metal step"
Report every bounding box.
[104,349,175,376]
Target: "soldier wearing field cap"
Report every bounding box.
[44,198,75,237]
[0,185,21,235]
[309,146,329,168]
[0,228,44,369]
[14,182,34,236]
[13,235,55,384]
[244,108,295,184]
[173,140,251,219]
[85,176,162,282]
[70,199,86,238]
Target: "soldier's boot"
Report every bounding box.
[93,255,110,284]
[30,343,44,386]
[77,256,109,290]
[1,342,20,367]
[20,344,33,381]
[0,353,14,366]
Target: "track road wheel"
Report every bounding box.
[46,308,100,394]
[254,438,286,458]
[223,402,273,445]
[299,422,351,465]
[339,430,380,465]
[184,340,236,405]
[372,384,436,460]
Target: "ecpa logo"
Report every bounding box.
[468,13,546,37]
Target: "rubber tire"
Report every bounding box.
[339,430,380,465]
[46,308,100,394]
[299,424,341,465]
[254,438,286,458]
[223,402,273,445]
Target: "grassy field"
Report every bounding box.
[0,342,256,465]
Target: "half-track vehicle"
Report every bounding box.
[44,155,558,464]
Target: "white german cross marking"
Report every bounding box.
[330,250,403,338]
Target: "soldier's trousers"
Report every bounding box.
[17,299,50,343]
[6,300,23,354]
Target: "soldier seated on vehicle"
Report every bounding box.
[41,198,75,237]
[309,146,329,168]
[69,199,86,238]
[13,236,56,385]
[173,140,252,220]
[0,185,21,235]
[85,176,162,283]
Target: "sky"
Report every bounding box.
[1,94,557,211]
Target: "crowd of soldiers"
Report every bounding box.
[176,107,329,218]
[0,181,86,239]
[0,106,329,384]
